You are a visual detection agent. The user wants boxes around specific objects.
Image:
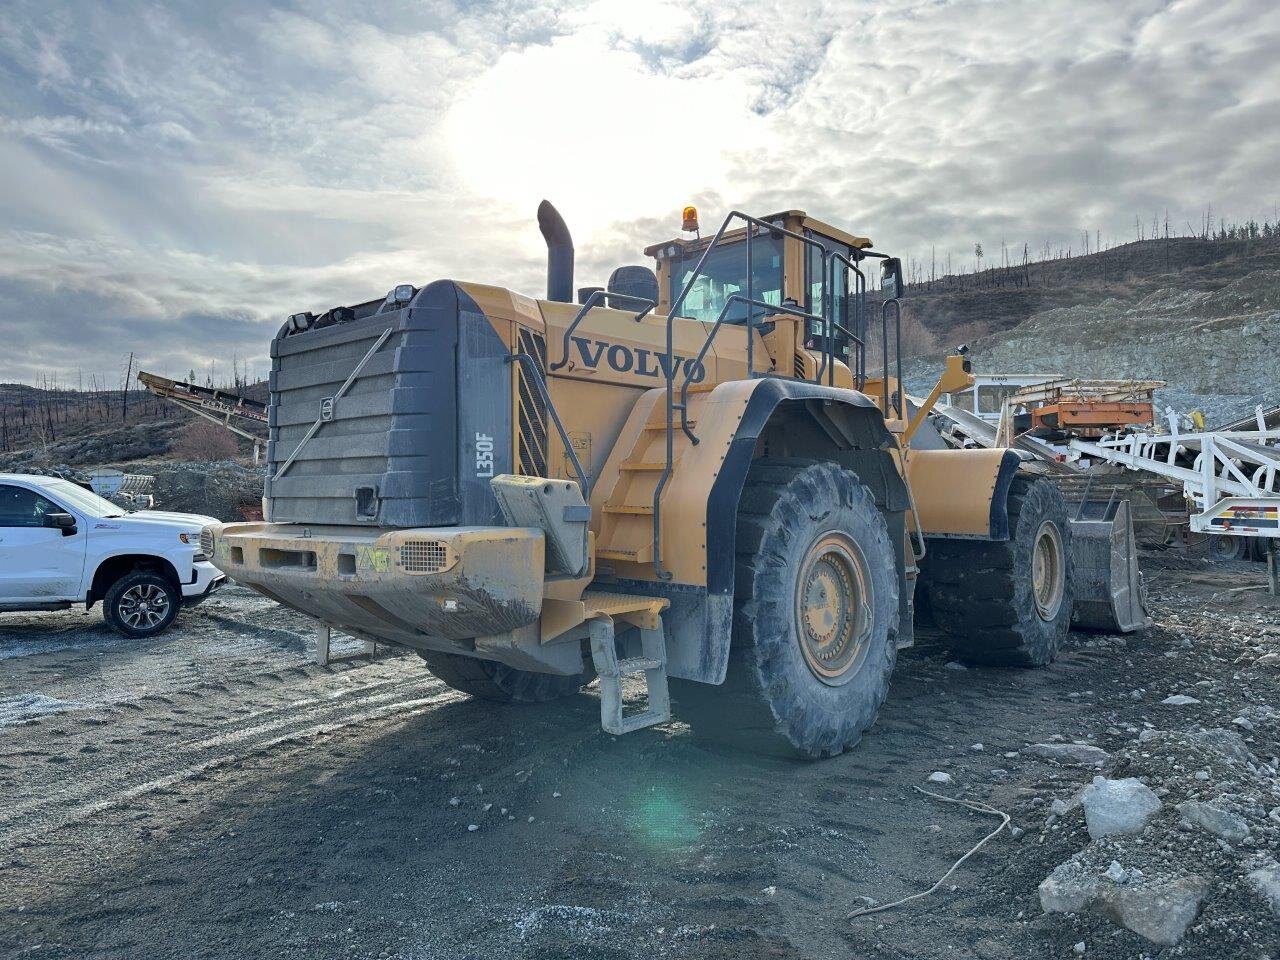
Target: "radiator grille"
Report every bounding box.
[400,540,451,574]
[516,328,548,477]
[199,528,215,558]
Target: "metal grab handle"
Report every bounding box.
[677,294,824,443]
[506,353,592,499]
[818,251,869,388]
[548,289,655,372]
[881,299,903,419]
[653,211,833,581]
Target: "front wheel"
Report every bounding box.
[103,570,182,638]
[921,474,1073,667]
[675,459,900,759]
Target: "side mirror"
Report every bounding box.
[46,512,78,536]
[881,257,904,300]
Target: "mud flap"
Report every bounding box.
[1069,499,1151,633]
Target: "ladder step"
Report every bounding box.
[603,504,653,515]
[588,618,671,737]
[618,461,668,471]
[595,547,651,562]
[642,420,696,431]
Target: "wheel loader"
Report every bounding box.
[203,203,1147,758]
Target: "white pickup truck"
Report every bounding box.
[0,473,225,637]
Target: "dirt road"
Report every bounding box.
[1,558,1277,959]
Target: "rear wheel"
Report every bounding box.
[675,459,900,758]
[417,651,592,703]
[921,474,1073,667]
[1207,534,1248,562]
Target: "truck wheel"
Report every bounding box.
[417,651,592,703]
[921,474,1073,667]
[1207,534,1248,562]
[676,459,899,759]
[103,570,181,638]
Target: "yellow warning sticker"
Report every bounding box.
[356,546,391,572]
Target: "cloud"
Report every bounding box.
[0,0,1277,383]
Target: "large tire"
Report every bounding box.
[1207,534,1248,562]
[417,651,592,703]
[675,459,900,759]
[103,569,182,638]
[921,474,1073,667]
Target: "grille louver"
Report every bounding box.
[400,540,452,573]
[516,328,548,477]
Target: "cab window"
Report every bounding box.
[0,485,61,528]
[804,234,854,342]
[977,384,1024,414]
[671,234,784,324]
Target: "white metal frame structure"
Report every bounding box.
[1070,406,1280,541]
[137,371,267,462]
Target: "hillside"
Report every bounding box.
[899,233,1280,350]
[0,380,267,474]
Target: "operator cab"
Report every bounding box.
[643,209,880,386]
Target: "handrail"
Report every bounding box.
[881,298,903,419]
[548,289,655,372]
[818,251,869,388]
[649,209,906,580]
[652,211,832,580]
[677,293,824,443]
[506,352,592,499]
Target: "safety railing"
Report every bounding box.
[523,207,906,581]
[816,251,869,389]
[548,288,655,372]
[649,212,905,579]
[677,293,825,443]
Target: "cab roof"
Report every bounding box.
[644,210,873,257]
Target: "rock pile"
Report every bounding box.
[1038,726,1280,946]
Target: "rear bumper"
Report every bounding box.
[206,522,545,646]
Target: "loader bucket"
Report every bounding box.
[1069,499,1151,633]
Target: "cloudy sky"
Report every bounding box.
[0,0,1276,385]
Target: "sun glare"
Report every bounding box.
[442,33,760,238]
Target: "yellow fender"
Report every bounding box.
[906,448,1022,540]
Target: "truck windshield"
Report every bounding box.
[43,479,126,518]
[670,234,784,324]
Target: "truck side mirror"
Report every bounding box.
[46,512,78,536]
[881,257,904,300]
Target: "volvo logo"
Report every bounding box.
[319,397,335,421]
[569,336,705,381]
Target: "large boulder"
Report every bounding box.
[1040,859,1209,946]
[1178,798,1251,844]
[1082,776,1162,839]
[1100,876,1211,946]
[1028,742,1111,767]
[1246,860,1280,917]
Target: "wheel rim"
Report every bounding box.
[1208,536,1240,561]
[118,583,171,630]
[794,532,873,685]
[1031,520,1065,621]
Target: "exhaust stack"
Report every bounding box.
[537,200,574,303]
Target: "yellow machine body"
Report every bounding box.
[209,209,1013,686]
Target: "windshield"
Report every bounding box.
[42,479,126,518]
[670,234,783,324]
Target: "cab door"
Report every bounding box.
[0,483,87,602]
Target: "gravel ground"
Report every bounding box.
[0,556,1277,959]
